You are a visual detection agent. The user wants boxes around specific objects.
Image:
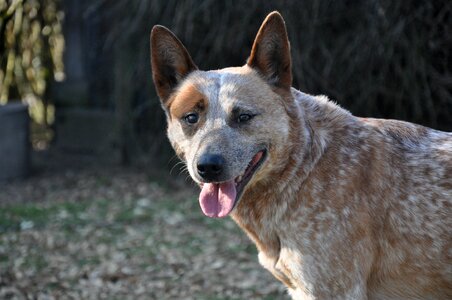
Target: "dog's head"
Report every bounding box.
[151,12,295,217]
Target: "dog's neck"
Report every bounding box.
[231,88,355,256]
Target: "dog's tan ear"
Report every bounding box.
[150,25,198,104]
[247,11,292,89]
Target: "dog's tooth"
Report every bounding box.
[236,175,242,183]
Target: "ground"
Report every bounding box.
[0,151,288,300]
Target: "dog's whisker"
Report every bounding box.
[170,161,186,175]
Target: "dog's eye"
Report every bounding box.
[237,114,253,123]
[184,113,199,124]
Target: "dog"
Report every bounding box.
[150,11,451,299]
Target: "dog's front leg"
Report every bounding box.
[258,251,296,289]
[288,285,368,300]
[341,284,368,300]
[276,246,370,300]
[259,250,369,299]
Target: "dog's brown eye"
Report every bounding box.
[237,114,253,123]
[184,113,199,124]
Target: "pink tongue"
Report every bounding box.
[199,181,237,218]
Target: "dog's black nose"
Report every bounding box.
[197,154,225,181]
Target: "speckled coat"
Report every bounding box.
[150,11,452,300]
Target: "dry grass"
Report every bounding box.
[0,165,288,299]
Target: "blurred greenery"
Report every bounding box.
[0,0,64,126]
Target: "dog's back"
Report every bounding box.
[293,89,452,298]
[363,119,451,298]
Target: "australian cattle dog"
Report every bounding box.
[150,11,452,299]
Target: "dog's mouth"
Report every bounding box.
[198,150,267,218]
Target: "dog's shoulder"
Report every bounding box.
[294,88,452,162]
[293,88,451,203]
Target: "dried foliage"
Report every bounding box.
[0,0,64,125]
[0,165,287,299]
[88,0,451,162]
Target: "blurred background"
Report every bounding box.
[0,0,451,299]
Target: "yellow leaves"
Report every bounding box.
[0,0,64,126]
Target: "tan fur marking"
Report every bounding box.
[168,84,206,119]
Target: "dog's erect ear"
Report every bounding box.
[150,25,198,104]
[247,11,292,89]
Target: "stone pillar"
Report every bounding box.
[0,103,30,181]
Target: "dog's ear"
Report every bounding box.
[150,25,198,104]
[247,11,292,89]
